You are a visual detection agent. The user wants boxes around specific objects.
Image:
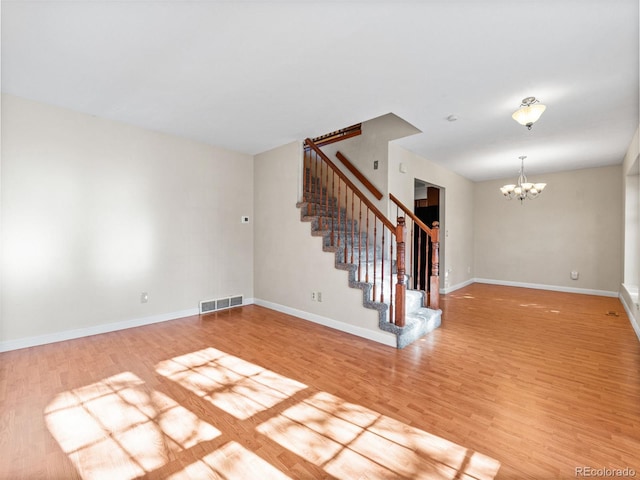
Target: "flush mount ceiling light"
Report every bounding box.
[500,156,546,203]
[512,96,546,130]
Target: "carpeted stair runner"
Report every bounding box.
[296,179,441,348]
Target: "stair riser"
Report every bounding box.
[306,203,347,212]
[323,232,368,244]
[301,204,344,217]
[312,217,358,229]
[303,189,330,198]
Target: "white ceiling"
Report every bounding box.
[2,1,638,181]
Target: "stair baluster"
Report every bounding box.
[298,139,442,347]
[357,198,362,282]
[303,138,400,323]
[395,217,406,327]
[430,222,440,310]
[389,193,440,310]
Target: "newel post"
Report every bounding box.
[429,221,440,310]
[395,217,406,327]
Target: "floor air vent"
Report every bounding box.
[200,295,244,314]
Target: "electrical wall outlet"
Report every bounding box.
[141,292,148,303]
[311,291,317,301]
[317,292,322,302]
[571,271,579,280]
[241,216,250,223]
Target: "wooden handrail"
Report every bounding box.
[336,151,383,200]
[307,123,362,148]
[389,193,432,235]
[304,137,401,324]
[305,139,395,232]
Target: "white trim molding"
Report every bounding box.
[619,294,640,341]
[253,298,396,348]
[0,307,200,352]
[473,278,619,298]
[441,278,474,294]
[619,285,640,341]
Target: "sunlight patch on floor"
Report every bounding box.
[166,441,291,480]
[44,372,220,480]
[257,391,501,480]
[155,347,307,420]
[44,350,499,480]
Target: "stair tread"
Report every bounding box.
[406,307,441,319]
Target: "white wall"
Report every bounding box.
[625,172,639,286]
[2,95,633,349]
[474,165,623,295]
[319,113,420,216]
[388,143,476,292]
[1,95,254,346]
[621,125,640,338]
[253,141,396,347]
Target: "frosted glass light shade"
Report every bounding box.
[512,104,546,127]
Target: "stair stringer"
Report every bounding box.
[297,200,442,349]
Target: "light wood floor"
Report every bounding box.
[1,284,639,479]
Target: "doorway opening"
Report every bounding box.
[413,179,443,293]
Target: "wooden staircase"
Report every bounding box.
[297,138,441,348]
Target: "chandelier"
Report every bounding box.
[512,97,546,130]
[500,156,546,203]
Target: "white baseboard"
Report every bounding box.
[441,278,474,294]
[619,289,640,342]
[253,299,396,348]
[0,307,200,353]
[473,278,619,298]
